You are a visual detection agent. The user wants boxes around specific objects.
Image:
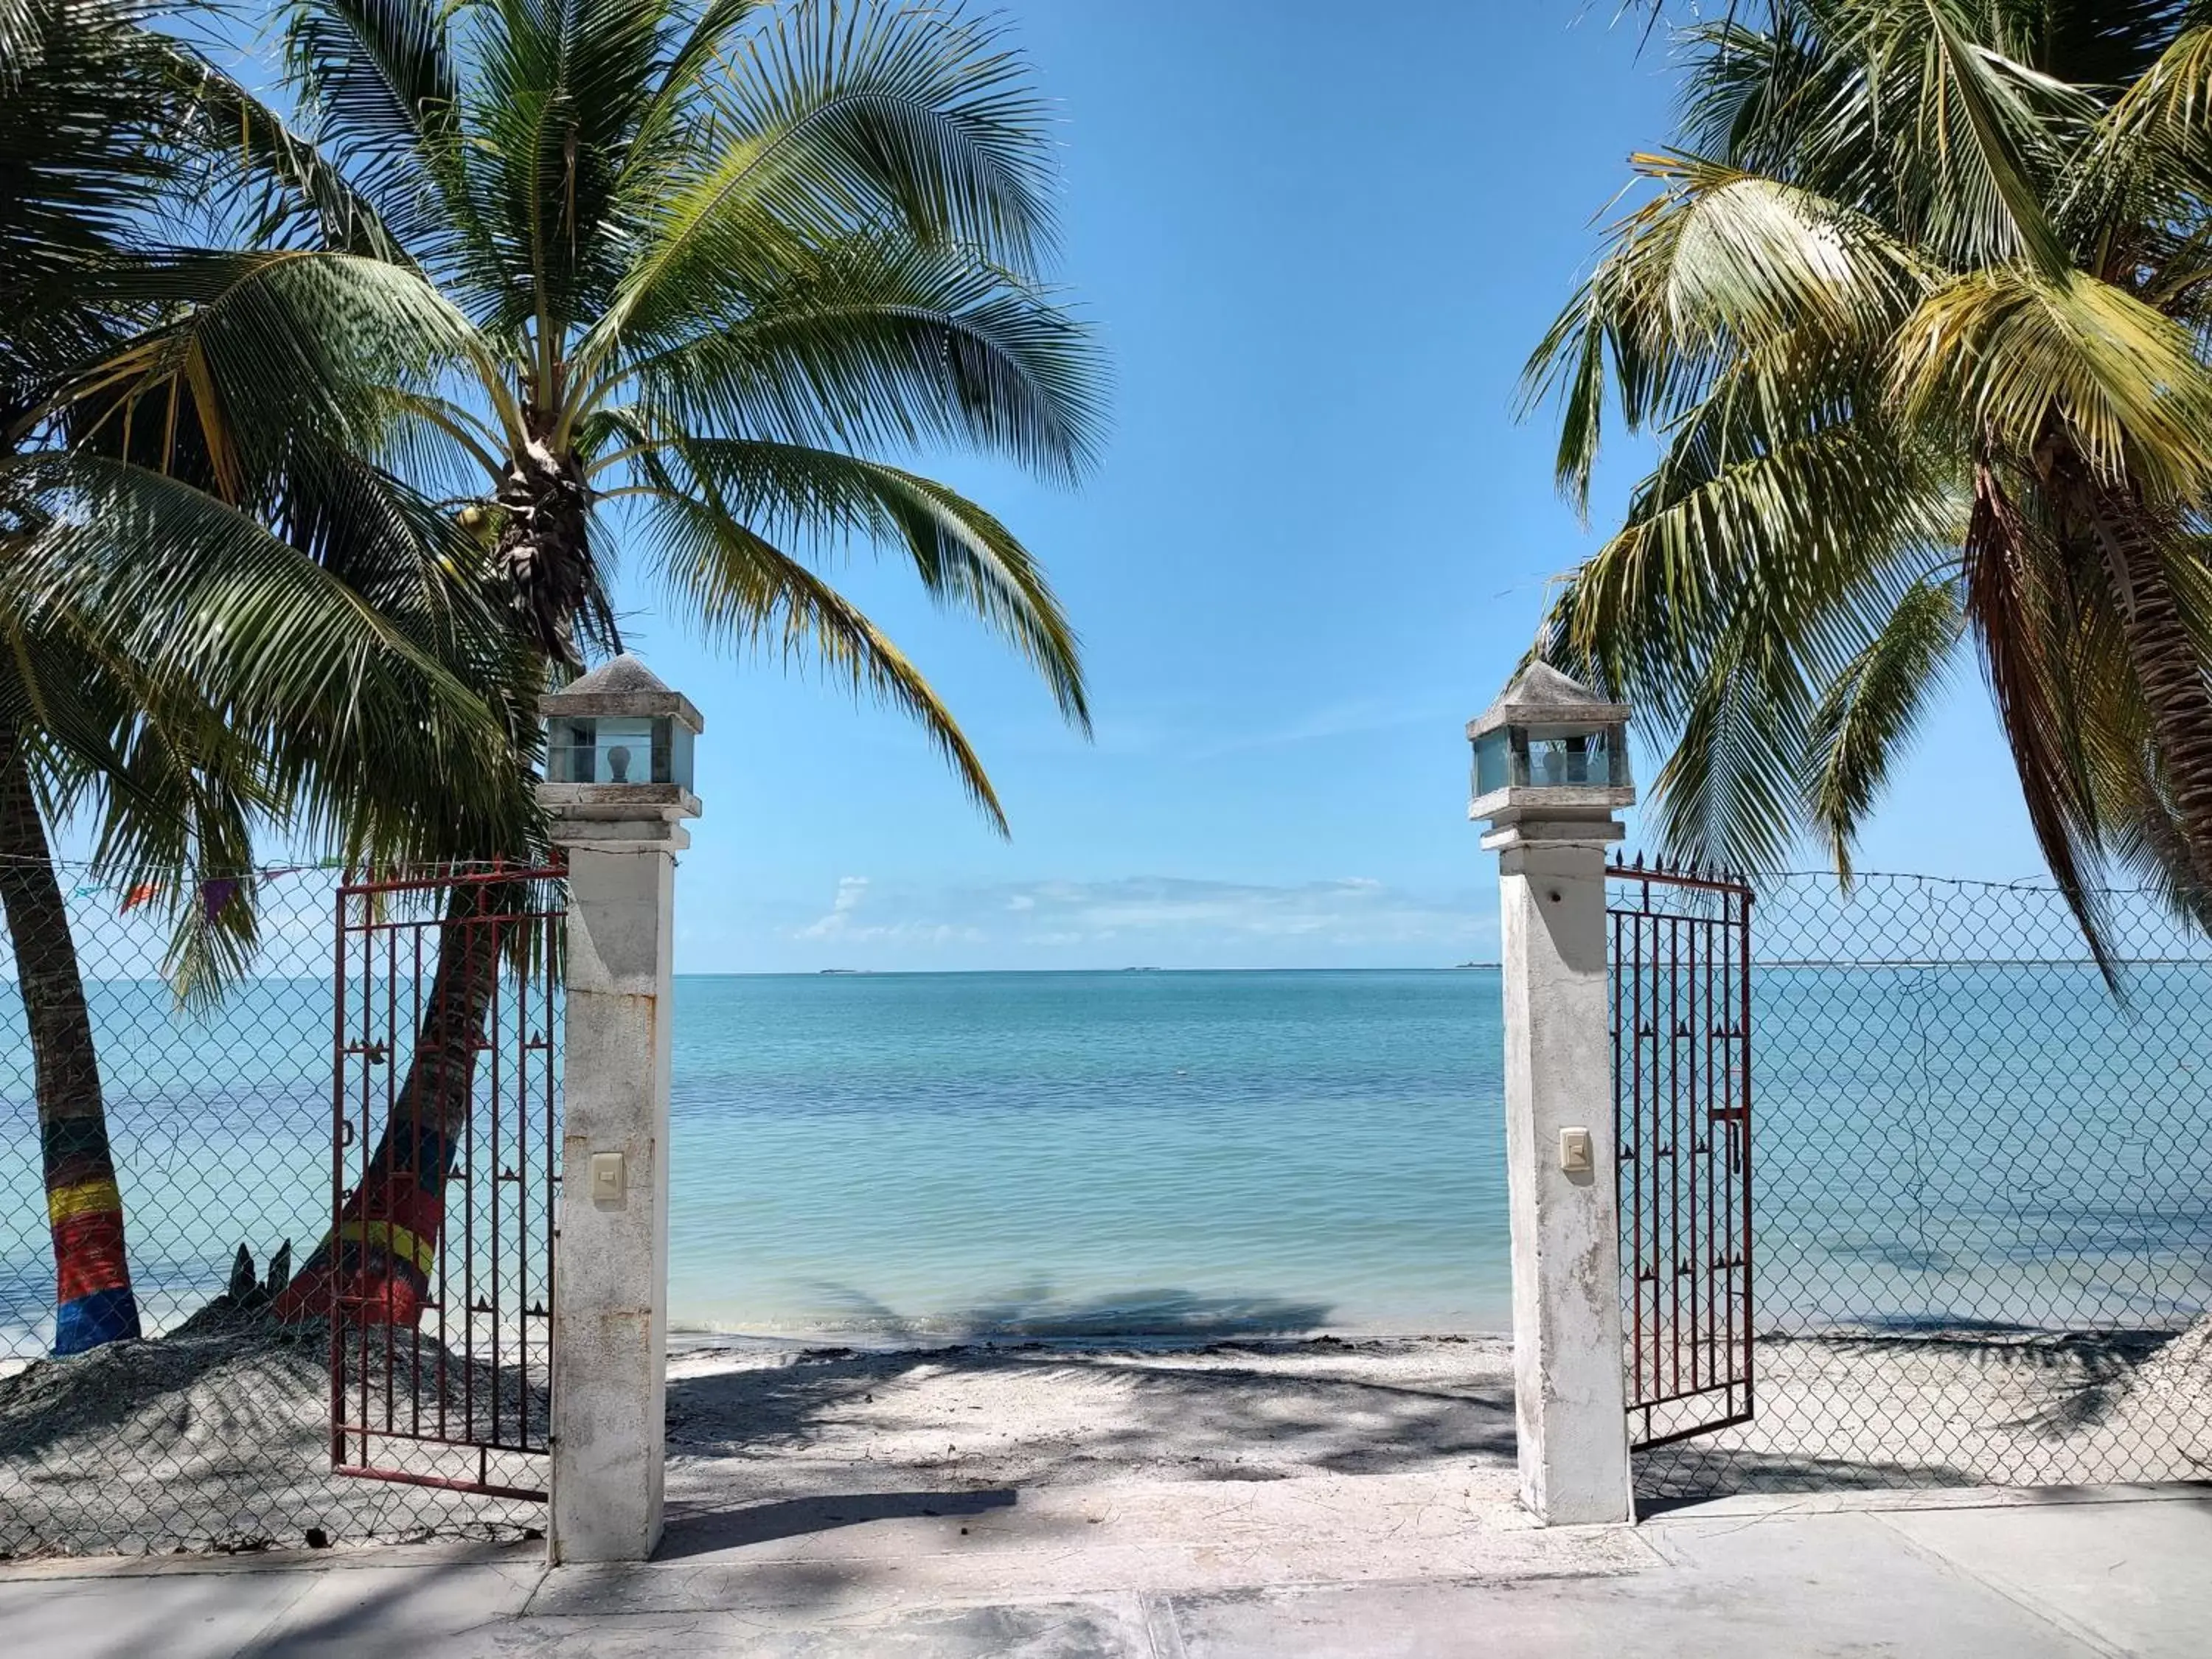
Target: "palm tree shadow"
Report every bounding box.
[660,1283,1518,1556]
[790,1280,1337,1342]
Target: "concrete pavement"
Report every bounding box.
[2,1475,2206,1656]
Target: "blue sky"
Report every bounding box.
[175,1,2044,972]
[628,0,2049,973]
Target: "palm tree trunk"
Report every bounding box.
[0,715,140,1354]
[274,883,506,1328]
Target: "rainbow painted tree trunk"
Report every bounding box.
[0,721,140,1354]
[275,885,506,1328]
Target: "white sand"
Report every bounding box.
[1638,1321,2212,1495]
[4,1323,2205,1557]
[663,1334,1520,1513]
[0,1326,543,1559]
[661,1325,2212,1514]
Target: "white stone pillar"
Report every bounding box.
[539,656,702,1565]
[1467,662,1636,1527]
[1486,818,1633,1526]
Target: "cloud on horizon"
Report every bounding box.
[766,873,1496,970]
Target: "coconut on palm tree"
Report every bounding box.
[70,0,1102,1324]
[1526,0,2212,961]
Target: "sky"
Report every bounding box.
[175,1,2050,973]
[609,0,2048,975]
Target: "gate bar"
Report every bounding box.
[1610,858,1754,1452]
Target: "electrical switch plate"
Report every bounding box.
[590,1151,625,1201]
[1559,1127,1594,1175]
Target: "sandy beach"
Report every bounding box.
[662,1334,1520,1511]
[4,1321,2207,1557]
[0,1330,1528,1558]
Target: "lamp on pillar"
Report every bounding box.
[1469,661,1637,1528]
[1468,661,1633,849]
[540,655,703,846]
[538,653,701,1565]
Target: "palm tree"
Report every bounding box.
[73,0,1102,1324]
[1525,0,2212,960]
[3,0,531,1352]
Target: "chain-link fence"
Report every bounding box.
[14,855,2207,1548]
[0,858,552,1557]
[1635,871,2212,1501]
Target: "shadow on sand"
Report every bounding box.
[771,1281,1339,1343]
[655,1285,1523,1554]
[660,1489,1018,1557]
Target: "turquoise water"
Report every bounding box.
[664,970,1508,1337]
[1745,964,2212,1332]
[5,963,2212,1356]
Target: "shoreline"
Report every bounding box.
[664,1321,1506,1358]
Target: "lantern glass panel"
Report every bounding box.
[1513,723,1624,789]
[594,716,655,785]
[660,721,695,790]
[546,717,597,784]
[547,714,692,787]
[1473,729,1511,797]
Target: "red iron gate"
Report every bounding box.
[324,863,565,1500]
[1609,858,1753,1450]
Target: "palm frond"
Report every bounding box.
[1,453,521,834]
[639,473,1007,830]
[605,0,1059,347]
[643,433,1087,728]
[51,249,493,492]
[1804,574,1964,874]
[465,0,675,340]
[595,233,1102,482]
[1892,265,2212,499]
[1520,153,1927,505]
[281,0,477,262]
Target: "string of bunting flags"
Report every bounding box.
[69,857,357,918]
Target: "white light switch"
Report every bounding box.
[590,1151,626,1202]
[1559,1127,1594,1175]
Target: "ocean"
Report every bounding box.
[4,963,2211,1357]
[664,970,1508,1338]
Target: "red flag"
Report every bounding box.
[120,883,158,914]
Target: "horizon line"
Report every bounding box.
[671,964,1505,978]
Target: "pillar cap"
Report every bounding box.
[1466,661,1628,742]
[1469,661,1636,827]
[538,653,703,837]
[540,653,703,732]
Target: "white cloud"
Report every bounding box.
[798,875,870,938]
[782,874,1495,967]
[798,874,987,946]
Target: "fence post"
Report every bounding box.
[1468,664,1635,1526]
[538,655,703,1565]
